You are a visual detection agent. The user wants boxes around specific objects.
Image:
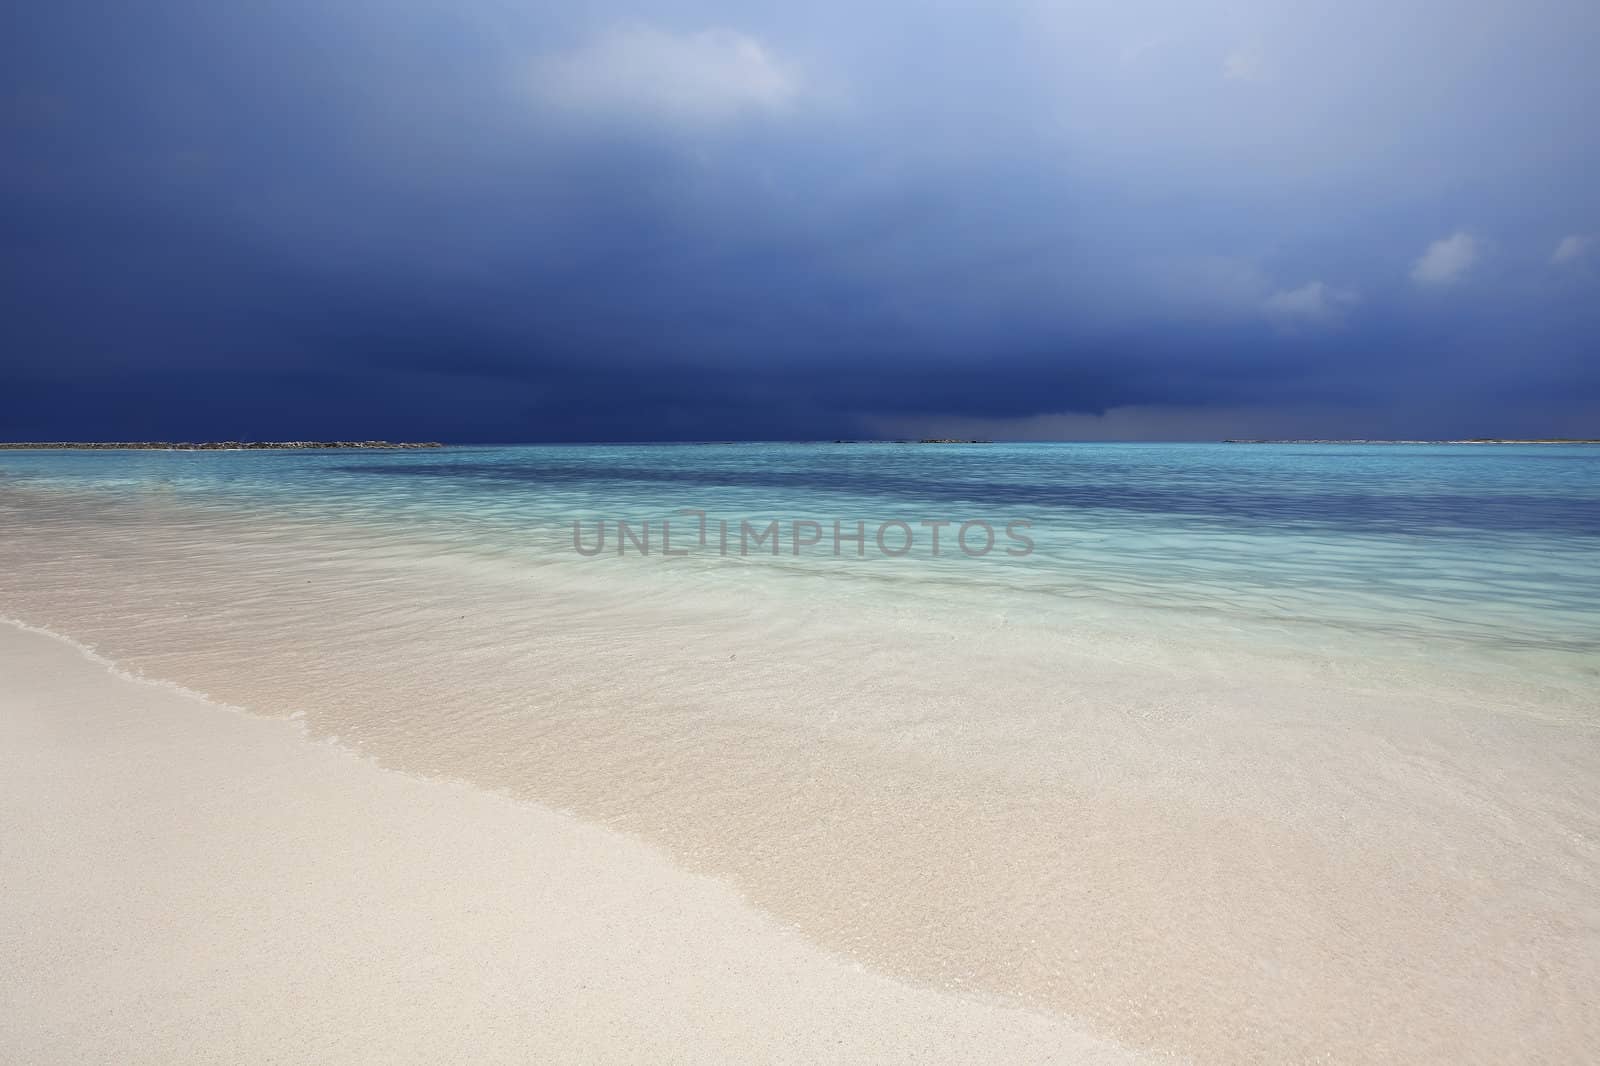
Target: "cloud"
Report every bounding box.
[1262,281,1360,321]
[1147,255,1270,318]
[5,1,1599,443]
[1151,260,1356,325]
[531,25,800,124]
[1552,234,1592,265]
[1223,44,1268,83]
[1410,232,1479,285]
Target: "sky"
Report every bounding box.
[2,0,1597,441]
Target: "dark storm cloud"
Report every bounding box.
[2,0,1597,440]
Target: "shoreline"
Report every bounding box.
[0,620,1149,1065]
[1221,438,1600,444]
[0,441,442,450]
[5,439,1597,450]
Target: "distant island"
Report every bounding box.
[0,441,442,450]
[1222,438,1600,445]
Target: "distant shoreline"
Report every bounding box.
[1221,438,1600,445]
[0,441,442,450]
[3,439,1595,450]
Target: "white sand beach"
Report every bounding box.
[0,621,1153,1065]
[4,477,1600,1064]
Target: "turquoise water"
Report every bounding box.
[4,442,1598,667]
[5,442,1600,1061]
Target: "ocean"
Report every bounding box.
[2,442,1598,1061]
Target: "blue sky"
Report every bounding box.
[2,0,1596,440]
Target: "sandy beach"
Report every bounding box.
[3,459,1599,1064]
[0,621,1152,1065]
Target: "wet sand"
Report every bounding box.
[0,622,1151,1065]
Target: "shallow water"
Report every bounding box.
[3,443,1598,1062]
